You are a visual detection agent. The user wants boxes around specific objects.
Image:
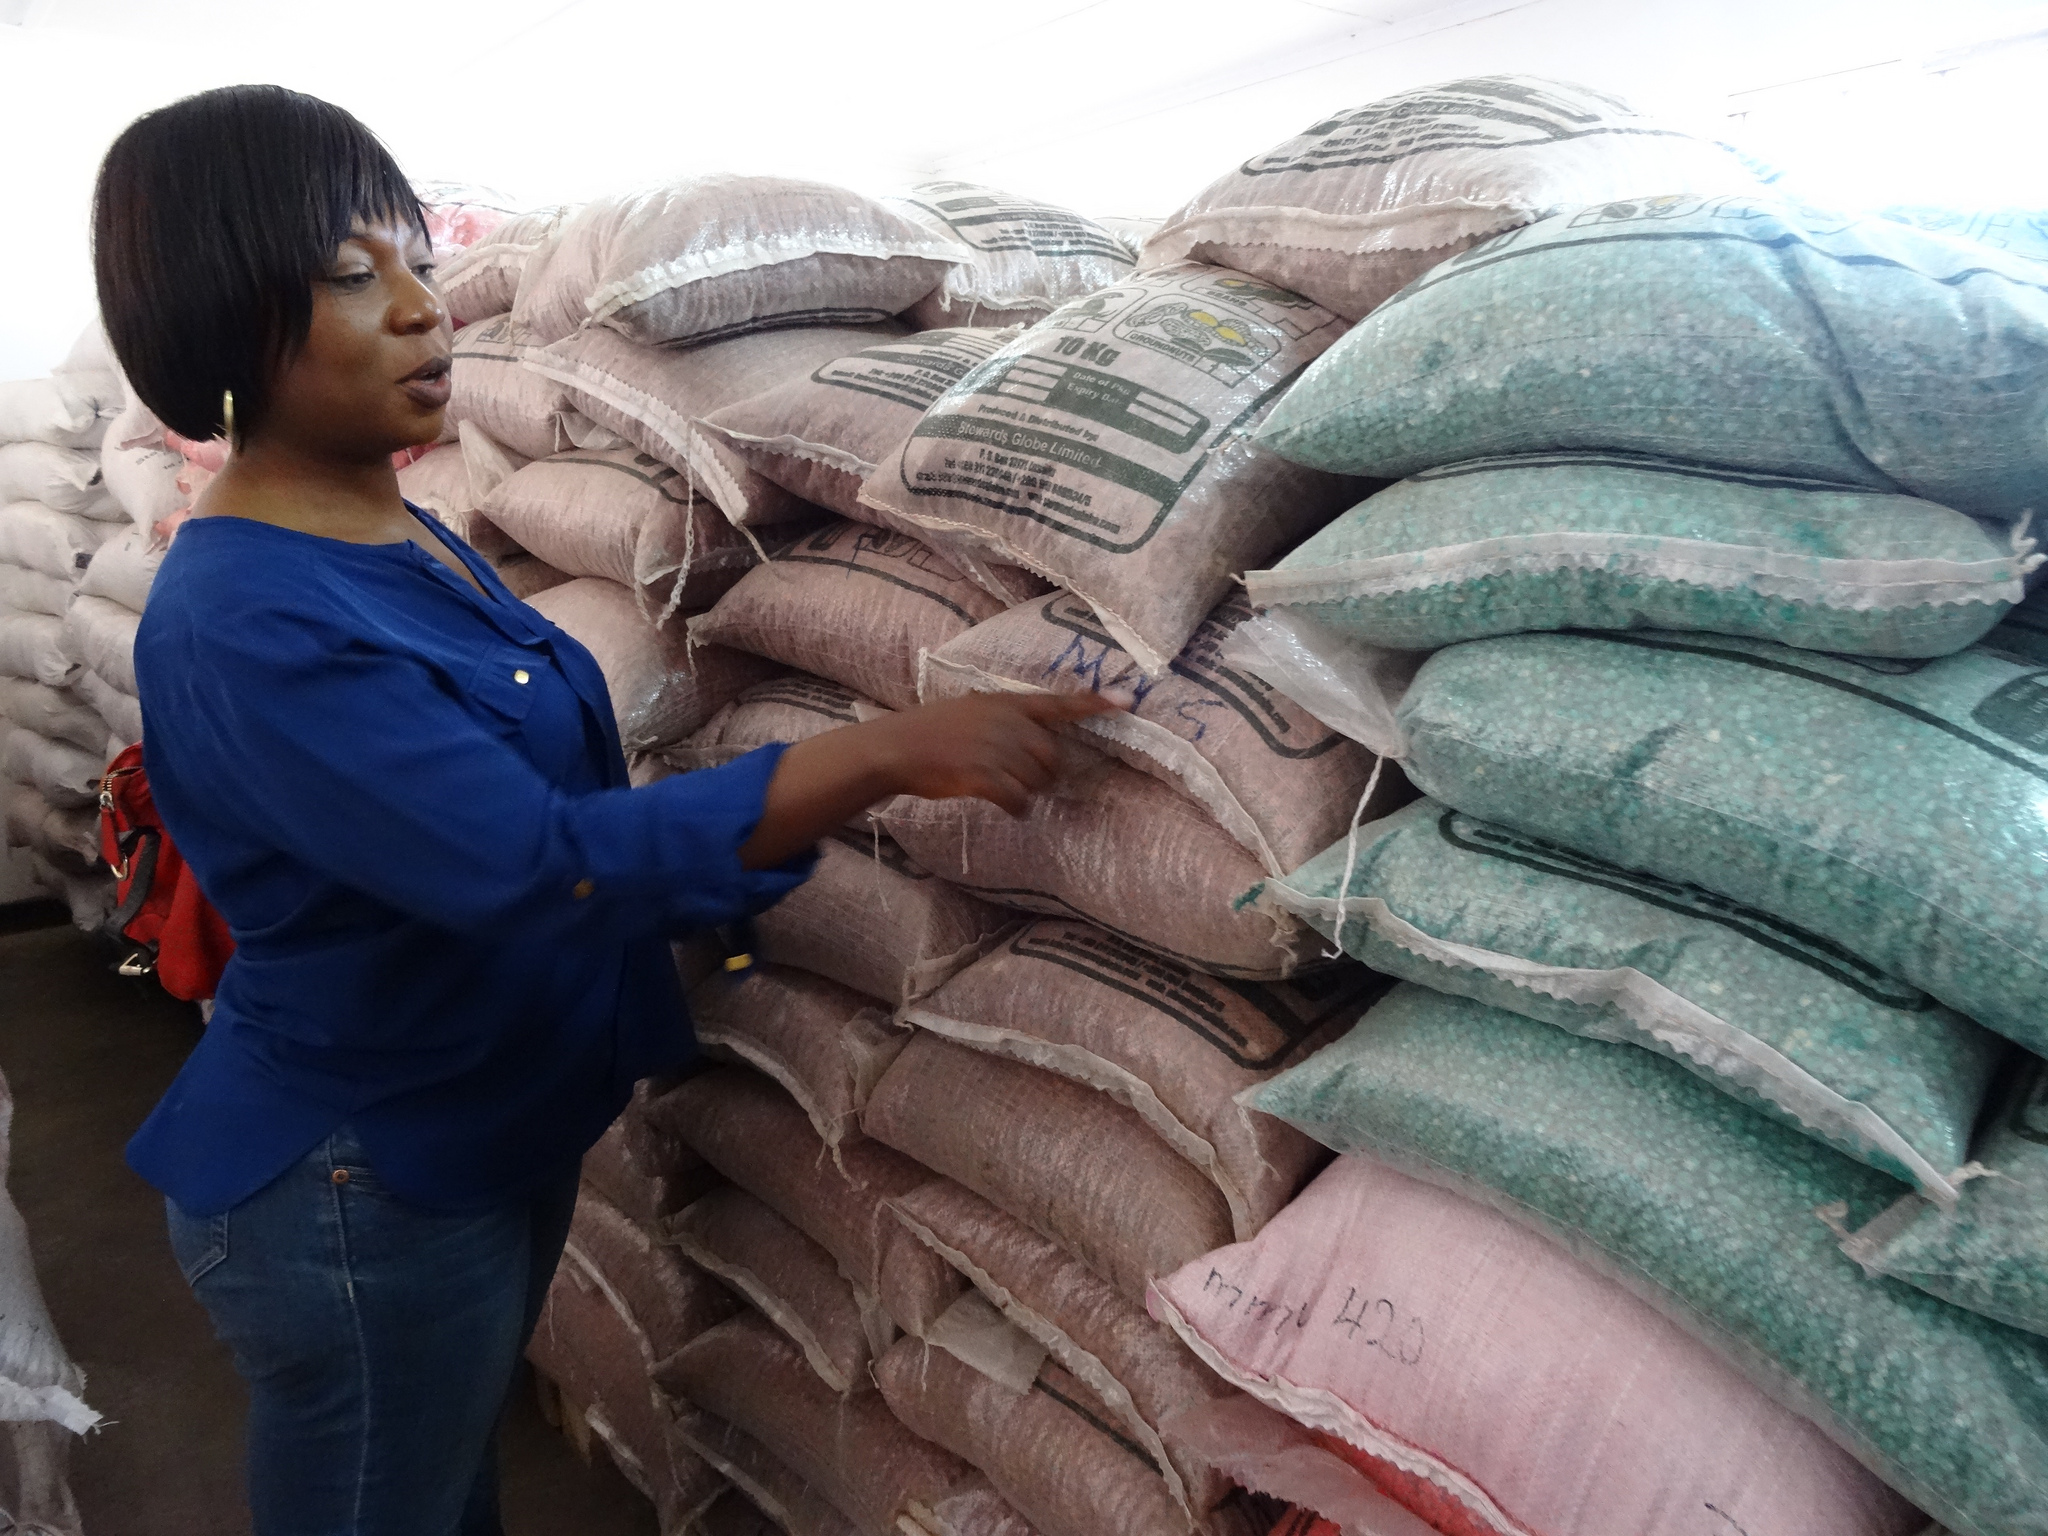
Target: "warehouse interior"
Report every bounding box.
[3,2,2046,1535]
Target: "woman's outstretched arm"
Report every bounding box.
[739,691,1122,870]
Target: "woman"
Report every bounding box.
[93,85,1111,1535]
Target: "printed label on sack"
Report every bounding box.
[811,330,1014,414]
[1027,591,1347,759]
[1005,922,1388,1068]
[897,268,1341,549]
[779,525,986,622]
[1972,673,2048,753]
[902,181,1134,262]
[1435,809,1935,1009]
[733,673,865,723]
[1240,76,1642,176]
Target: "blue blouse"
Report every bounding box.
[127,508,811,1218]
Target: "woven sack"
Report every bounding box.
[525,1241,724,1526]
[698,327,1017,519]
[437,205,571,326]
[524,576,779,749]
[0,613,76,690]
[0,567,69,621]
[0,680,105,755]
[875,1334,1257,1536]
[1141,75,1749,320]
[670,1185,882,1396]
[60,597,137,696]
[76,530,159,616]
[580,1077,720,1229]
[1257,195,2048,521]
[863,1033,1234,1305]
[1395,628,2048,1055]
[1154,1154,1922,1536]
[688,522,1019,711]
[447,316,580,461]
[0,375,108,449]
[661,1313,976,1536]
[1269,796,2006,1200]
[861,263,1357,674]
[874,757,1316,980]
[907,919,1373,1236]
[566,1185,738,1363]
[673,1068,964,1339]
[479,448,757,617]
[675,673,889,770]
[922,588,1399,875]
[529,322,903,528]
[74,671,138,747]
[1253,983,2048,1536]
[0,726,101,810]
[0,503,116,583]
[1249,453,2033,658]
[1841,1058,2048,1342]
[754,826,1016,1007]
[890,1178,1235,1518]
[662,1401,862,1536]
[689,964,905,1152]
[887,181,1135,324]
[0,444,114,519]
[512,174,959,349]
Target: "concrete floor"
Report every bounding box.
[1,906,658,1536]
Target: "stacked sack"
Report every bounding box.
[643,170,1384,1535]
[1154,168,2048,1534]
[632,76,1801,1536]
[0,327,126,925]
[503,176,1233,1535]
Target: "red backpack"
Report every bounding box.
[98,743,234,1002]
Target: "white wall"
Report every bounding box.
[2,0,2045,381]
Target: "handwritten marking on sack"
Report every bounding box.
[1703,1504,1752,1536]
[1201,1268,1423,1364]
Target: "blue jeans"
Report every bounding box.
[167,1128,580,1536]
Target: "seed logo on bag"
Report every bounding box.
[895,266,1345,550]
[1243,76,1650,175]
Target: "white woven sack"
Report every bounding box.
[0,445,114,520]
[0,680,106,755]
[0,504,116,585]
[75,671,139,748]
[0,612,78,690]
[76,530,159,616]
[98,391,186,531]
[0,377,108,450]
[61,596,138,696]
[0,724,101,809]
[0,566,70,621]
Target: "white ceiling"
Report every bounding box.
[3,0,2046,377]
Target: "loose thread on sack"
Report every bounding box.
[654,478,698,630]
[870,818,893,916]
[2010,508,2044,575]
[1326,754,1387,959]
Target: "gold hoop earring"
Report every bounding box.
[221,389,236,445]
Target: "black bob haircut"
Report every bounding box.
[92,85,428,443]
